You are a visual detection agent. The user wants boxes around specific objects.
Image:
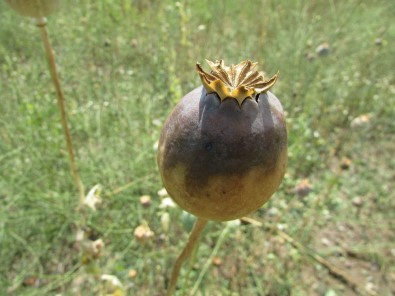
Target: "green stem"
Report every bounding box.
[166,217,208,296]
[181,239,200,294]
[190,223,230,295]
[35,18,85,205]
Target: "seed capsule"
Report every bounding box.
[5,0,59,18]
[157,60,287,221]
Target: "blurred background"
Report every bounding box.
[0,0,394,295]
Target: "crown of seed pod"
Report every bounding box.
[5,0,59,18]
[157,60,287,221]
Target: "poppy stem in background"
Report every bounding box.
[166,217,208,296]
[35,17,85,205]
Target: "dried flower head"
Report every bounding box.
[159,197,176,209]
[89,239,105,259]
[139,195,152,208]
[293,179,312,197]
[157,188,169,198]
[100,274,123,293]
[158,59,286,221]
[83,184,102,211]
[196,59,278,106]
[128,269,137,279]
[134,223,154,243]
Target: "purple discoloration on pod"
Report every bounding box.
[157,84,287,221]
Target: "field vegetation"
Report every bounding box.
[0,0,394,295]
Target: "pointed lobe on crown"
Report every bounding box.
[196,59,278,106]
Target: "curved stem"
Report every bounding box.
[166,217,208,296]
[35,18,85,205]
[190,223,230,295]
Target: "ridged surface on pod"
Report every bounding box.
[158,61,287,221]
[5,0,59,18]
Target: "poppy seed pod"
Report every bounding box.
[157,60,287,221]
[5,0,59,18]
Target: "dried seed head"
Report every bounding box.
[212,257,222,266]
[100,274,123,293]
[5,0,59,18]
[128,269,137,279]
[196,59,278,106]
[134,223,154,243]
[158,59,287,221]
[293,179,312,197]
[159,197,176,209]
[157,188,169,198]
[83,184,102,211]
[139,195,152,208]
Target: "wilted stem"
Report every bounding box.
[166,217,208,296]
[35,18,85,205]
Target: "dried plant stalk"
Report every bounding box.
[36,18,85,204]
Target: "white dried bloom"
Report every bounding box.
[83,184,102,211]
[157,188,169,198]
[100,274,123,291]
[159,197,176,209]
